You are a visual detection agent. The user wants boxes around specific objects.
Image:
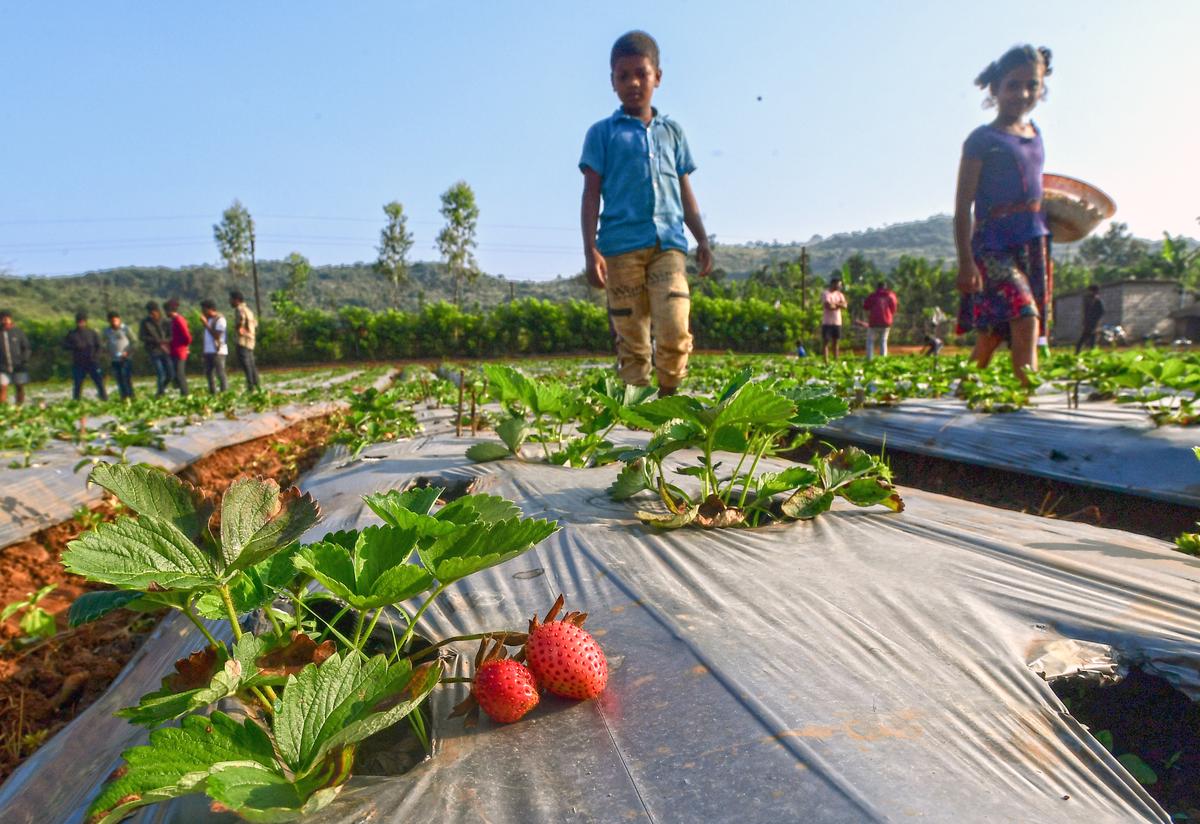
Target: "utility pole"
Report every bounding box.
[799,246,809,311]
[249,218,262,318]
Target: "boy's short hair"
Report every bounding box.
[229,290,244,302]
[200,299,216,311]
[75,311,88,322]
[611,31,659,69]
[1088,284,1100,293]
[107,311,120,320]
[145,301,160,312]
[164,298,180,312]
[0,310,11,321]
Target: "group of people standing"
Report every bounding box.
[0,291,260,406]
[816,278,899,362]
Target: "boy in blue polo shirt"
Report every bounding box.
[580,30,712,395]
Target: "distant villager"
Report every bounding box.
[140,301,173,397]
[103,310,135,400]
[201,299,228,394]
[0,310,32,406]
[230,290,260,391]
[863,281,899,360]
[821,276,848,361]
[64,311,107,401]
[1075,284,1105,353]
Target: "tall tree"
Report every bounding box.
[374,201,414,306]
[436,181,480,306]
[213,200,262,316]
[270,252,310,317]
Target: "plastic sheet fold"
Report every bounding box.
[815,396,1200,506]
[2,426,1197,823]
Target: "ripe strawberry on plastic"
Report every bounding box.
[472,657,540,723]
[525,595,608,700]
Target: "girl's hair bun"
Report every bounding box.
[975,44,1052,90]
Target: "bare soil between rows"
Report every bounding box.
[0,414,335,783]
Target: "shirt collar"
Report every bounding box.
[612,107,663,125]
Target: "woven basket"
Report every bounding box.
[1043,173,1116,242]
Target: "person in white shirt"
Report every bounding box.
[200,299,229,394]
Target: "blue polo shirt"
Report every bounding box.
[579,108,697,257]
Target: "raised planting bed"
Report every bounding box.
[5,428,1196,822]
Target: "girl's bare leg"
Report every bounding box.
[1009,315,1038,386]
[972,332,1003,369]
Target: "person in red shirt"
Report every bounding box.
[863,281,899,360]
[164,298,192,396]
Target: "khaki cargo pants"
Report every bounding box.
[605,245,693,389]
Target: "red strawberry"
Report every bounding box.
[472,658,539,723]
[525,596,608,700]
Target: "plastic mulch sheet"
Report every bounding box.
[0,371,395,551]
[816,396,1200,507]
[2,429,1197,823]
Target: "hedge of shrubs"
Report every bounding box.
[16,297,819,380]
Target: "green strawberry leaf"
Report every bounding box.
[87,462,213,542]
[712,382,795,429]
[609,460,652,501]
[418,517,558,584]
[67,589,145,627]
[754,466,820,499]
[837,478,904,512]
[274,653,438,776]
[636,395,705,426]
[435,493,522,526]
[780,488,835,520]
[86,711,278,824]
[293,542,357,604]
[220,480,321,575]
[363,486,441,522]
[495,416,529,453]
[782,385,851,427]
[117,635,272,727]
[823,447,879,489]
[1117,753,1158,785]
[465,441,513,463]
[63,514,221,591]
[204,761,347,823]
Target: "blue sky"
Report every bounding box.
[2,1,1197,279]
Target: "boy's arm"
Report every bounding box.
[679,174,712,277]
[581,168,606,288]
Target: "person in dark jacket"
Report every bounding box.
[0,310,33,405]
[1075,284,1105,353]
[139,301,173,396]
[64,311,108,401]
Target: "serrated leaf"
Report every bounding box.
[780,488,835,520]
[636,394,705,426]
[609,460,652,501]
[293,542,357,604]
[205,762,346,824]
[782,385,851,427]
[87,462,213,541]
[635,507,699,529]
[435,493,521,526]
[754,466,820,499]
[274,653,391,772]
[363,487,441,523]
[495,416,529,453]
[713,382,795,429]
[86,711,277,824]
[117,635,271,727]
[823,447,879,488]
[67,589,145,627]
[710,424,750,454]
[63,514,220,591]
[465,441,513,463]
[837,478,904,512]
[221,481,321,575]
[419,517,558,584]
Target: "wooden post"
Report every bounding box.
[799,246,808,311]
[250,225,262,319]
[470,388,478,435]
[455,370,464,437]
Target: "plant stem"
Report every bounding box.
[218,585,243,642]
[737,437,771,509]
[249,686,275,716]
[183,604,226,654]
[402,630,521,662]
[407,706,430,753]
[397,583,447,653]
[351,609,367,650]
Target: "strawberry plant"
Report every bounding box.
[63,463,558,822]
[1175,447,1200,556]
[331,386,421,460]
[466,365,655,467]
[609,370,901,528]
[1,584,57,646]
